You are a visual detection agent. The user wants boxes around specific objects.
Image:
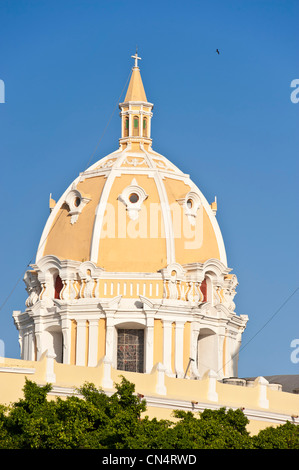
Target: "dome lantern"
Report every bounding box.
[119,52,153,148]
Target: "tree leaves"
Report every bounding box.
[0,377,297,449]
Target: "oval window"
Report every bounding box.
[129,193,139,203]
[186,198,193,209]
[74,197,81,207]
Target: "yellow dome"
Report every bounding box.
[37,145,226,273]
[36,60,227,273]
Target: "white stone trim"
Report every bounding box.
[177,191,201,226]
[174,321,185,378]
[45,383,299,427]
[90,167,118,263]
[140,145,176,265]
[88,319,99,367]
[162,320,174,376]
[117,177,148,221]
[76,319,87,366]
[0,366,35,374]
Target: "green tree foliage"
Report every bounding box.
[252,421,299,449]
[0,378,297,449]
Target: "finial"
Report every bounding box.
[131,48,141,68]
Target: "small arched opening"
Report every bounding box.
[201,274,213,304]
[197,328,218,376]
[124,116,129,137]
[133,116,139,136]
[142,117,147,137]
[43,326,64,363]
[54,274,63,299]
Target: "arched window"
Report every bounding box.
[117,328,144,373]
[44,327,64,363]
[200,279,207,302]
[197,328,218,376]
[201,275,213,304]
[124,117,129,137]
[133,116,139,136]
[143,117,147,137]
[54,275,63,299]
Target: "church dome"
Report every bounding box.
[14,54,247,380]
[36,62,226,274]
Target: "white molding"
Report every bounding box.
[118,178,148,221]
[44,383,299,427]
[177,191,201,226]
[0,366,35,374]
[64,186,91,224]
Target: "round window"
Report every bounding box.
[129,193,139,203]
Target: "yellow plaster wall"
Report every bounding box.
[111,368,157,396]
[267,388,299,414]
[171,323,175,374]
[163,177,220,264]
[43,176,106,262]
[0,357,45,405]
[153,319,163,366]
[98,174,168,272]
[98,318,106,362]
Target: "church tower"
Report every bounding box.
[13,54,248,380]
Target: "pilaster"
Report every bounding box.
[162,320,174,376]
[174,321,185,378]
[88,319,99,367]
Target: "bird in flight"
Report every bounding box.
[216,49,220,55]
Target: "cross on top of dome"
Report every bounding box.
[131,49,141,68]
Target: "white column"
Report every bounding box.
[105,315,115,364]
[88,319,99,367]
[226,331,239,377]
[162,320,173,376]
[34,321,43,361]
[190,322,201,378]
[156,362,167,395]
[175,321,185,378]
[255,377,269,409]
[206,370,219,402]
[217,332,225,378]
[234,332,243,377]
[101,356,113,389]
[148,114,151,139]
[129,107,132,136]
[76,319,86,366]
[139,108,143,136]
[61,318,72,365]
[23,330,29,360]
[145,316,154,373]
[28,329,35,361]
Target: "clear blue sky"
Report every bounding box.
[0,0,298,378]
